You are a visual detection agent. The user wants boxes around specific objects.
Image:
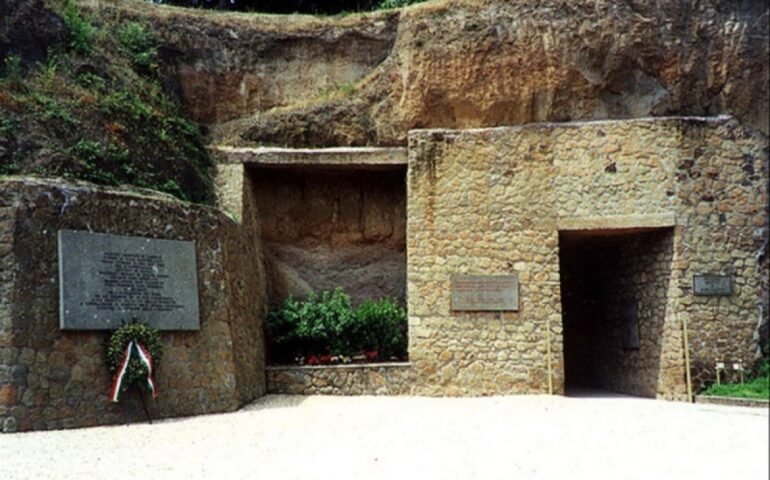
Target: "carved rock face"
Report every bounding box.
[143,0,766,146]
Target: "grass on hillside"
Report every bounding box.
[701,360,770,400]
[1,1,214,203]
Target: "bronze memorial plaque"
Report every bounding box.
[693,274,732,296]
[58,230,200,330]
[451,274,519,311]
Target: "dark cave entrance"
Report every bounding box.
[559,228,674,397]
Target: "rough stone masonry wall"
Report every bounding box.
[266,364,413,396]
[596,231,677,397]
[0,178,267,432]
[407,116,768,398]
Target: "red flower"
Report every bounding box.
[307,355,319,365]
[365,351,378,361]
[319,354,333,365]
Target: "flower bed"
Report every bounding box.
[266,289,407,365]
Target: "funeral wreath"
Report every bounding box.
[106,321,163,402]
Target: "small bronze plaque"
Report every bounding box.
[621,299,640,349]
[451,275,519,311]
[693,274,732,296]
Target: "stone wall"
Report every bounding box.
[407,116,768,399]
[0,178,267,432]
[266,363,413,395]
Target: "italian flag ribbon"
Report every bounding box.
[109,340,158,402]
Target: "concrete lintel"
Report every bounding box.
[210,146,407,168]
[557,213,677,231]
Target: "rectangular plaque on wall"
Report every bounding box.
[621,299,640,350]
[58,230,200,330]
[693,274,732,296]
[451,275,519,311]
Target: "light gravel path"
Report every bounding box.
[2,394,767,480]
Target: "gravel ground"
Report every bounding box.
[2,394,767,480]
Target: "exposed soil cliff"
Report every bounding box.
[97,0,769,147]
[1,0,215,203]
[84,0,400,125]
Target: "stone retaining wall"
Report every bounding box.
[407,116,768,398]
[0,178,267,432]
[695,395,770,408]
[267,363,413,395]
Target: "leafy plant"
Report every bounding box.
[62,2,96,55]
[76,71,106,91]
[377,0,424,10]
[0,1,218,204]
[266,289,407,364]
[0,117,18,138]
[352,298,407,359]
[106,320,163,395]
[701,360,769,400]
[28,93,78,128]
[69,139,129,185]
[118,22,159,71]
[2,55,23,81]
[267,289,355,363]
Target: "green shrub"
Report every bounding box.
[62,2,96,55]
[353,298,407,359]
[377,0,424,10]
[69,139,130,186]
[266,289,407,364]
[0,117,18,138]
[2,55,23,81]
[118,22,159,71]
[29,93,78,127]
[267,289,355,363]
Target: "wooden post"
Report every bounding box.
[546,316,553,395]
[137,388,153,425]
[682,315,693,402]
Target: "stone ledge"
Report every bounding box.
[209,146,407,169]
[695,395,769,408]
[267,362,411,371]
[557,213,677,232]
[409,115,734,139]
[267,362,414,395]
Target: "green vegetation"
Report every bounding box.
[62,1,96,54]
[266,289,407,365]
[376,0,425,10]
[0,2,214,203]
[701,360,769,400]
[2,55,22,81]
[117,22,159,71]
[106,321,163,396]
[317,80,359,101]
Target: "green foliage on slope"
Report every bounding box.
[0,1,214,203]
